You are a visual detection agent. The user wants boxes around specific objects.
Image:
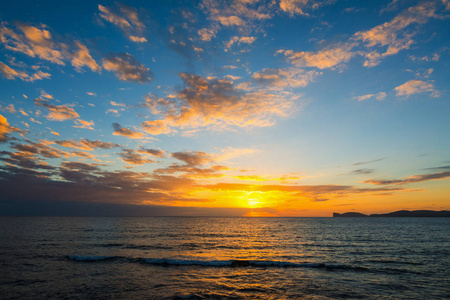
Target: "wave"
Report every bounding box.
[67,255,118,261]
[142,258,370,271]
[66,256,419,274]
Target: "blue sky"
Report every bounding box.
[1,0,449,216]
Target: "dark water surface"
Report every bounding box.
[1,217,449,299]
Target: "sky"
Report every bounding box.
[0,0,449,217]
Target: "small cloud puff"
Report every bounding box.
[353,92,386,101]
[394,80,439,98]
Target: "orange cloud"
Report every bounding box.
[280,44,355,69]
[0,114,18,142]
[54,139,120,151]
[112,123,144,139]
[394,80,439,98]
[142,73,294,133]
[69,41,101,72]
[34,99,79,121]
[0,23,100,72]
[141,120,171,135]
[354,2,438,66]
[279,0,331,16]
[226,36,256,48]
[73,119,95,130]
[0,61,51,82]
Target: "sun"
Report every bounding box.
[242,191,265,208]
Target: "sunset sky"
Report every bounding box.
[1,0,449,216]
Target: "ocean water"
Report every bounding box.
[0,217,449,299]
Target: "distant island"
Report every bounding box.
[333,210,450,217]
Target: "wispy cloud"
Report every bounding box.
[98,4,147,42]
[353,92,386,101]
[354,1,438,67]
[279,0,335,17]
[353,158,385,166]
[364,171,450,185]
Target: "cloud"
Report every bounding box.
[350,168,375,175]
[0,104,16,114]
[199,0,272,38]
[353,158,385,166]
[171,151,213,166]
[394,80,439,97]
[98,4,147,42]
[202,182,403,202]
[61,161,101,172]
[198,27,218,41]
[54,139,120,151]
[226,36,256,48]
[118,149,155,165]
[110,101,126,107]
[141,73,294,133]
[364,171,450,185]
[112,123,144,139]
[34,98,79,121]
[0,23,64,64]
[0,114,20,142]
[73,119,94,130]
[11,140,69,159]
[140,120,171,135]
[0,23,100,72]
[354,1,438,66]
[0,150,56,170]
[103,52,153,83]
[69,42,101,72]
[424,165,450,171]
[138,148,166,158]
[154,164,228,179]
[280,44,355,69]
[279,0,334,16]
[250,67,319,89]
[277,2,443,71]
[70,151,97,160]
[0,61,51,82]
[353,92,386,101]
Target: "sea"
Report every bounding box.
[0,217,449,299]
